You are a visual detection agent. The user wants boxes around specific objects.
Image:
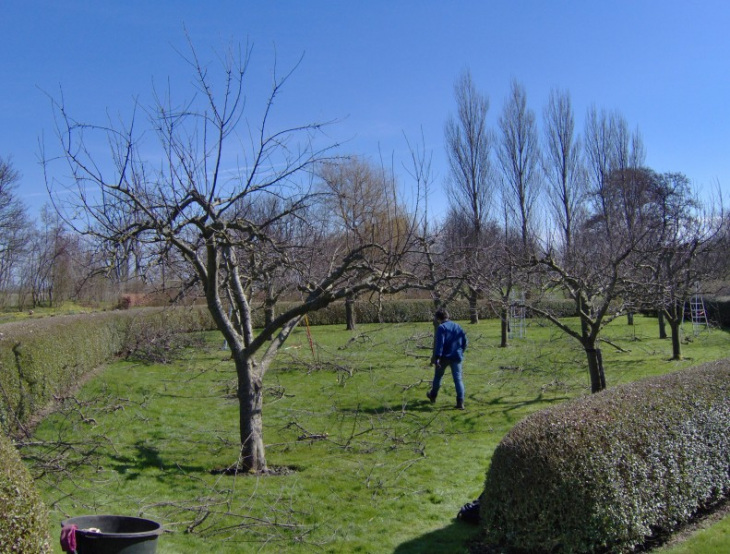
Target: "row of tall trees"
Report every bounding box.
[438,70,726,393]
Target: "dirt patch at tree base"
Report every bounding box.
[210,465,298,477]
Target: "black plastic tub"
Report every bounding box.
[61,515,163,554]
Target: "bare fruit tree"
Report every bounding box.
[640,172,724,359]
[45,41,415,473]
[530,110,650,393]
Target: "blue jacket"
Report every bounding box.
[433,320,468,362]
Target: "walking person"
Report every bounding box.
[427,308,468,409]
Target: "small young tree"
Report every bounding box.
[46,41,416,472]
[402,132,464,318]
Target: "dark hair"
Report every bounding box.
[435,308,449,322]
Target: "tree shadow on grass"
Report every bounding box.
[485,393,570,414]
[333,392,571,417]
[333,398,464,415]
[109,441,206,480]
[393,518,481,554]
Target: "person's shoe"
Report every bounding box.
[456,398,465,410]
[426,389,437,403]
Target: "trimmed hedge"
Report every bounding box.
[0,431,51,553]
[0,306,213,437]
[279,297,577,326]
[480,359,730,553]
[705,296,730,327]
[298,299,441,325]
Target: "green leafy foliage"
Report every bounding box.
[0,431,51,553]
[480,360,730,553]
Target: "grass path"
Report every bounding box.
[23,316,730,553]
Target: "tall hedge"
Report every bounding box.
[480,359,730,553]
[0,307,213,437]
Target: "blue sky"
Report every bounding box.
[3,1,729,219]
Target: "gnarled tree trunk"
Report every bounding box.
[468,287,479,325]
[658,310,667,339]
[668,319,683,360]
[345,295,356,330]
[584,344,606,393]
[235,352,267,472]
[500,306,509,348]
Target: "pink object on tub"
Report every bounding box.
[60,523,78,552]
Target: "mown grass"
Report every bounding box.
[655,510,730,554]
[22,315,730,553]
[0,301,95,324]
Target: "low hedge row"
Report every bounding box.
[479,359,730,553]
[0,306,213,437]
[280,297,577,326]
[300,299,442,325]
[705,296,730,327]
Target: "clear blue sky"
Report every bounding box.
[3,0,729,219]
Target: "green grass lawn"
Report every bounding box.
[655,512,730,554]
[22,315,730,553]
[0,301,94,324]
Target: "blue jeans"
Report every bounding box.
[432,358,464,400]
